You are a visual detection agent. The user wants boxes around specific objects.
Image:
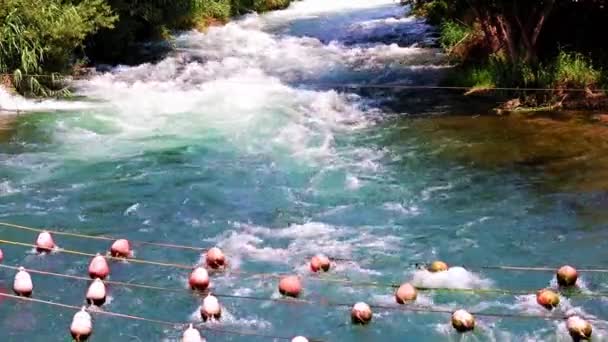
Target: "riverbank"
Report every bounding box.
[407,0,608,111]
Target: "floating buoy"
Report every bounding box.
[182,323,204,342]
[310,254,331,273]
[200,295,221,322]
[395,283,417,304]
[189,267,210,291]
[110,239,131,258]
[70,307,93,342]
[278,275,302,298]
[205,247,225,269]
[536,288,560,310]
[428,260,448,273]
[566,315,592,340]
[556,265,578,287]
[0,248,3,263]
[88,254,110,280]
[351,302,373,325]
[451,309,475,332]
[86,278,107,307]
[13,267,33,297]
[36,231,55,253]
[291,337,309,342]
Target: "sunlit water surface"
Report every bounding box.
[1,1,608,341]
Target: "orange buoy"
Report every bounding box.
[189,267,210,291]
[36,231,55,253]
[88,254,110,280]
[182,323,204,342]
[292,337,309,342]
[566,316,592,340]
[200,295,221,322]
[278,275,302,298]
[110,239,131,258]
[395,283,417,304]
[556,265,578,287]
[451,309,475,332]
[536,288,560,310]
[428,260,448,273]
[351,302,373,325]
[70,307,93,341]
[86,278,107,306]
[13,267,33,297]
[310,254,331,273]
[205,247,225,269]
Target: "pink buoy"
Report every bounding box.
[556,265,578,287]
[292,337,309,342]
[395,283,417,304]
[0,248,3,263]
[70,307,93,342]
[36,231,55,253]
[189,267,210,291]
[310,254,331,273]
[110,239,131,258]
[88,254,110,280]
[200,295,221,322]
[86,278,107,307]
[351,302,373,325]
[13,267,33,297]
[567,315,592,340]
[278,275,302,298]
[183,324,204,342]
[451,309,475,332]
[205,247,225,269]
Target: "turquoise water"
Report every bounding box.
[1,1,608,341]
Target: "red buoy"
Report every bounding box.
[536,288,560,310]
[183,324,204,342]
[205,247,225,269]
[200,295,221,322]
[351,302,373,325]
[278,275,302,298]
[36,231,55,253]
[88,254,110,280]
[13,267,33,297]
[310,254,331,273]
[70,307,93,341]
[86,279,107,307]
[110,239,131,258]
[189,267,210,291]
[395,283,417,304]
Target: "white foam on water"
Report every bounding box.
[410,267,493,289]
[0,87,92,112]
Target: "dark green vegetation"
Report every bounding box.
[406,0,608,108]
[0,0,291,96]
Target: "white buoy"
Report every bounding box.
[86,278,107,307]
[205,247,226,269]
[36,231,55,253]
[200,295,221,322]
[566,316,592,340]
[451,309,475,332]
[188,267,210,291]
[292,336,309,342]
[183,323,204,342]
[351,302,373,325]
[88,254,110,280]
[13,267,33,297]
[70,307,93,341]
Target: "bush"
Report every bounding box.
[439,20,471,51]
[0,0,116,95]
[552,51,601,89]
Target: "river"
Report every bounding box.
[1,0,608,341]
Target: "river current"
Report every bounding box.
[1,1,607,341]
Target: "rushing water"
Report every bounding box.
[1,1,608,341]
